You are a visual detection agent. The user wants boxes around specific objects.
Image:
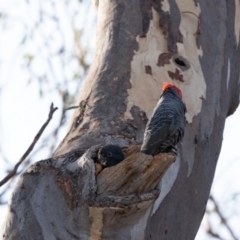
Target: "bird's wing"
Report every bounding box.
[142,118,173,152]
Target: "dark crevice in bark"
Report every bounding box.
[139,0,153,37]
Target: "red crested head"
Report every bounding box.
[162,82,183,99]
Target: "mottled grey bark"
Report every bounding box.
[2,0,240,239]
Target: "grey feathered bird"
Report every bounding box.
[98,145,125,167]
[141,82,186,156]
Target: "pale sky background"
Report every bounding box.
[0,1,239,239]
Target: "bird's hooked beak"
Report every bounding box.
[98,153,107,166]
[100,158,107,166]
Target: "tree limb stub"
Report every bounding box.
[97,145,175,197]
[2,145,175,239]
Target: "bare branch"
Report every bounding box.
[209,195,238,240]
[205,215,225,240]
[0,103,58,187]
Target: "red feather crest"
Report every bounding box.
[162,82,183,99]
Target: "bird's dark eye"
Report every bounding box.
[107,152,112,157]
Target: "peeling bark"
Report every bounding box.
[168,68,184,82]
[3,0,240,239]
[157,52,174,67]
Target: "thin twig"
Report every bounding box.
[209,195,238,240]
[205,215,225,240]
[0,103,58,187]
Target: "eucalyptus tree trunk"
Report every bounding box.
[2,0,240,239]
